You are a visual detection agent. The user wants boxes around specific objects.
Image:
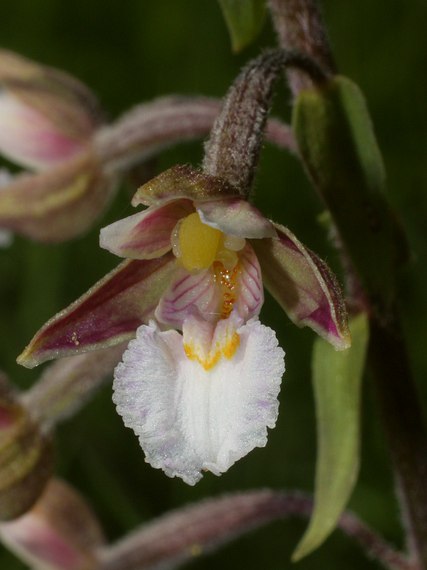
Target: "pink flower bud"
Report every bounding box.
[0,479,105,570]
[0,50,103,170]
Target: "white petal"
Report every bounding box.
[197,198,276,238]
[113,318,285,485]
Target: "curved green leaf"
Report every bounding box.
[218,0,266,52]
[293,76,407,312]
[292,312,369,561]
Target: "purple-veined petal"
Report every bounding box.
[17,254,177,369]
[0,152,117,243]
[155,267,220,328]
[253,223,350,350]
[100,199,193,260]
[197,198,276,238]
[156,244,263,328]
[113,316,285,485]
[131,164,239,207]
[235,244,264,320]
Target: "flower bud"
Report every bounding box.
[0,478,105,570]
[0,376,53,520]
[0,50,104,170]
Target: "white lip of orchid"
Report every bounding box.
[113,315,285,485]
[170,211,246,272]
[102,199,285,485]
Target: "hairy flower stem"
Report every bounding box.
[98,491,413,570]
[369,315,427,563]
[268,0,335,94]
[268,0,427,566]
[21,344,126,431]
[94,96,297,176]
[203,49,328,196]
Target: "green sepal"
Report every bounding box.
[218,0,266,52]
[292,313,369,561]
[293,75,406,312]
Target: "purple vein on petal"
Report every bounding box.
[100,199,193,260]
[156,268,219,328]
[253,223,350,349]
[18,254,177,368]
[235,245,264,320]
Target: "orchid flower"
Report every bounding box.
[18,164,349,485]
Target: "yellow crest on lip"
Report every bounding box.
[184,330,240,371]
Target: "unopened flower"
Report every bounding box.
[0,49,102,170]
[0,50,116,243]
[0,479,104,570]
[18,165,349,485]
[0,374,53,520]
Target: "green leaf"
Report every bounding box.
[292,313,369,561]
[293,76,407,312]
[218,0,266,52]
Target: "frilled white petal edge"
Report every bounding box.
[113,318,285,485]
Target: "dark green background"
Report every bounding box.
[0,1,426,568]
